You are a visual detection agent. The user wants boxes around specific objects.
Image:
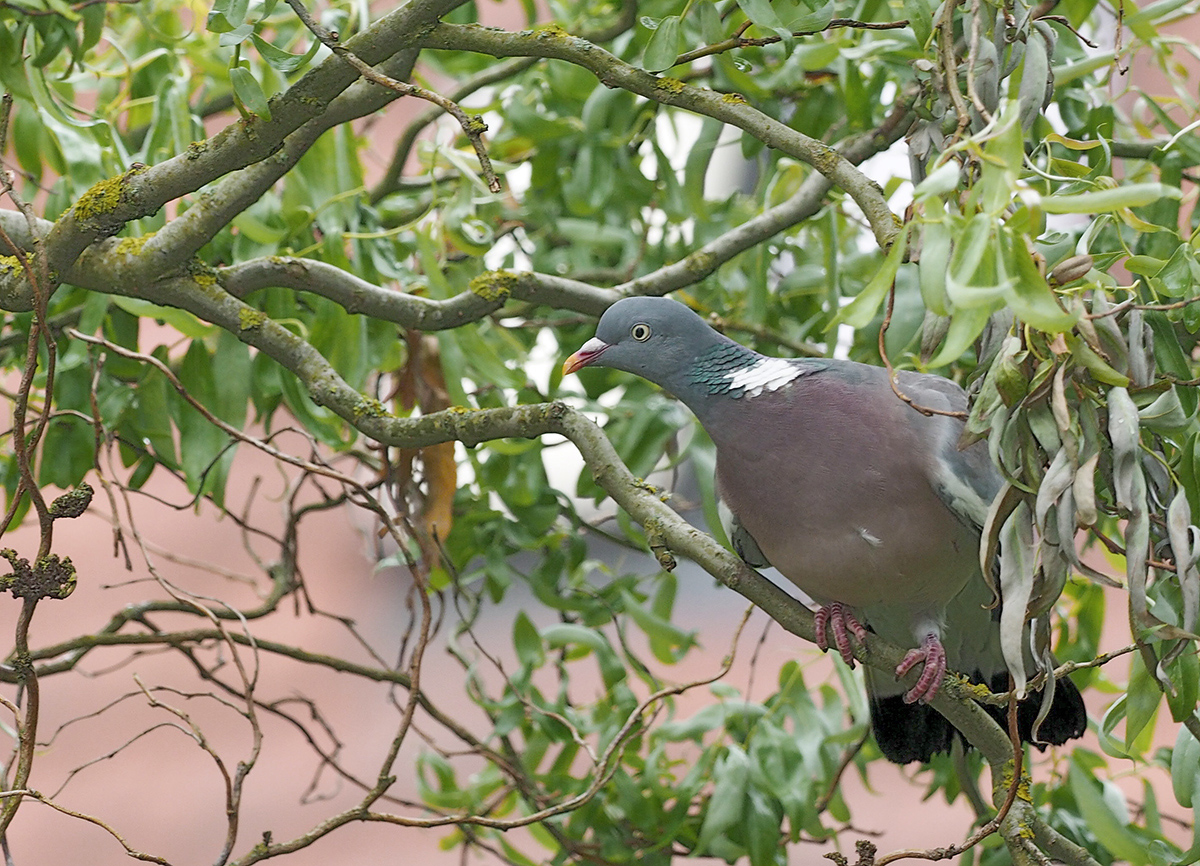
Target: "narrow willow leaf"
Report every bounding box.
[1168,489,1200,637]
[918,215,953,314]
[1074,451,1100,526]
[1140,387,1192,433]
[1129,309,1154,388]
[999,501,1035,695]
[1003,228,1080,332]
[1066,332,1130,386]
[1040,183,1182,214]
[926,304,994,368]
[1035,446,1073,528]
[1108,387,1141,509]
[1172,724,1200,808]
[1127,481,1151,626]
[1126,651,1163,751]
[1017,26,1050,129]
[829,232,907,329]
[1069,759,1151,864]
[513,611,543,668]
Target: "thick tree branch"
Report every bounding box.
[415,23,901,251]
[24,0,465,296]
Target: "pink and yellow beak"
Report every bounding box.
[562,337,610,376]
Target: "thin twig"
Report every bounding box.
[283,0,502,192]
[964,0,994,123]
[878,269,969,420]
[936,0,972,140]
[675,18,910,66]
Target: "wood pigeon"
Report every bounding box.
[563,296,1086,763]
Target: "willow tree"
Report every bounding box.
[1,0,1198,863]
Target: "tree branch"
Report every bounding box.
[415,23,901,251]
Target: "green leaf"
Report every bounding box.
[1041,183,1182,214]
[925,305,994,368]
[1064,332,1131,386]
[736,0,788,35]
[697,746,750,852]
[1001,228,1079,332]
[1125,651,1162,752]
[946,213,1009,307]
[1069,757,1151,864]
[230,65,272,120]
[213,329,252,428]
[829,232,907,329]
[643,15,682,73]
[110,295,215,339]
[512,611,543,668]
[619,588,695,663]
[176,340,232,502]
[1172,724,1200,808]
[903,0,933,46]
[207,0,250,33]
[134,362,178,468]
[251,32,322,74]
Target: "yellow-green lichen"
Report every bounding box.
[958,678,993,699]
[185,141,207,160]
[469,270,518,303]
[353,397,389,420]
[685,250,717,274]
[73,164,147,223]
[74,177,126,221]
[465,114,488,135]
[997,761,1033,803]
[0,254,19,273]
[238,308,268,331]
[721,92,748,104]
[655,77,686,95]
[115,231,156,257]
[808,143,841,175]
[185,257,221,287]
[532,23,570,37]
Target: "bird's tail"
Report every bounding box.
[867,669,1087,765]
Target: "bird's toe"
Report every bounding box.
[815,602,867,667]
[896,634,947,704]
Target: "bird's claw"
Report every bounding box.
[814,602,868,667]
[896,633,947,704]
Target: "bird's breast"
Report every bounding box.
[708,387,980,610]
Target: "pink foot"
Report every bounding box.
[896,633,947,704]
[813,602,868,667]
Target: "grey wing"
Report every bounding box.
[894,370,1003,531]
[719,499,771,568]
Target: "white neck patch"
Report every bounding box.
[725,357,803,398]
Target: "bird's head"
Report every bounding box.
[562,296,723,386]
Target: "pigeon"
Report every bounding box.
[563,296,1086,763]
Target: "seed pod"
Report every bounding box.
[1049,254,1094,287]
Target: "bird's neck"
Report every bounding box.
[684,341,764,395]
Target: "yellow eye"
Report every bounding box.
[631,323,652,342]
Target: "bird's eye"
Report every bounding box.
[630,323,652,342]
